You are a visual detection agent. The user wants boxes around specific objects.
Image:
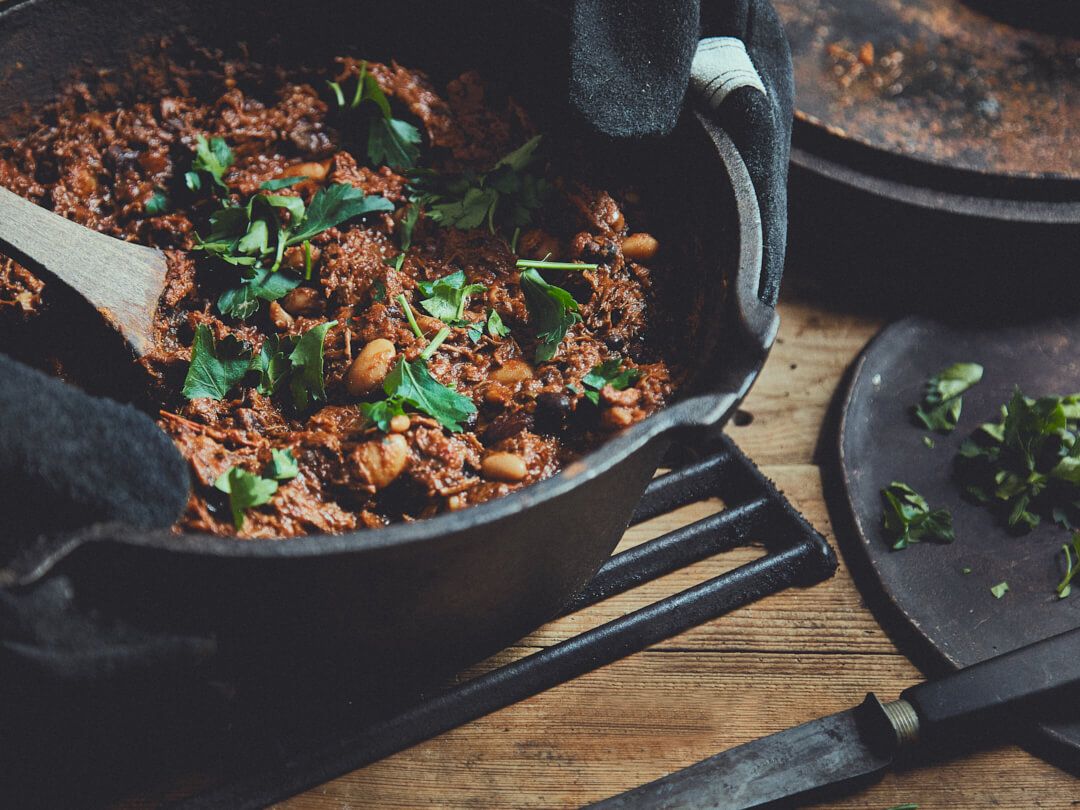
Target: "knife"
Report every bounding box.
[589,625,1080,809]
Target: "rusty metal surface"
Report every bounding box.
[776,0,1080,181]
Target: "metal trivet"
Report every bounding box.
[174,434,837,809]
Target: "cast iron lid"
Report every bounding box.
[776,0,1080,221]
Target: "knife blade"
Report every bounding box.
[589,625,1080,809]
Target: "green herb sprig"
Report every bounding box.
[520,267,581,363]
[186,135,234,192]
[881,481,955,551]
[215,448,299,529]
[417,270,486,325]
[956,387,1080,532]
[581,358,641,405]
[913,362,983,433]
[412,135,548,234]
[328,61,421,169]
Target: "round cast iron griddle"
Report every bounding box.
[775,0,1080,182]
[839,315,1080,767]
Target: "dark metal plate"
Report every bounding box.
[776,0,1080,182]
[838,315,1080,767]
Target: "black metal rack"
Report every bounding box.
[174,435,837,809]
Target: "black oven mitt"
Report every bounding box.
[0,352,189,558]
[569,0,793,306]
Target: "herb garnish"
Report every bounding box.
[360,325,476,433]
[146,190,169,215]
[412,135,548,234]
[581,358,641,405]
[215,449,299,529]
[914,362,983,433]
[417,270,486,325]
[182,324,254,401]
[184,322,336,411]
[1057,533,1080,599]
[990,581,1010,599]
[515,258,599,272]
[218,266,302,320]
[250,321,338,410]
[881,481,955,550]
[328,62,421,169]
[198,182,392,317]
[520,267,581,363]
[386,203,420,272]
[956,387,1080,532]
[185,135,234,192]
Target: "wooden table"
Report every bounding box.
[282,291,1077,809]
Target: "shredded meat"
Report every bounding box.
[0,42,682,537]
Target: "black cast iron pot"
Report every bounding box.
[0,0,780,759]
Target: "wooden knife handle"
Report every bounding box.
[900,625,1080,738]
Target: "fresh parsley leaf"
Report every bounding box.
[218,267,302,319]
[186,134,234,192]
[182,324,254,401]
[581,358,641,405]
[923,435,935,449]
[195,183,392,275]
[260,176,306,191]
[990,581,1010,599]
[1057,533,1080,598]
[914,362,983,433]
[519,267,581,363]
[248,323,336,411]
[414,135,548,234]
[487,309,510,339]
[359,396,407,432]
[330,63,421,168]
[368,116,422,169]
[214,466,279,529]
[881,481,955,551]
[955,387,1080,533]
[417,270,486,324]
[268,448,300,480]
[387,203,421,271]
[466,322,484,344]
[286,321,336,411]
[381,357,476,433]
[288,182,394,245]
[145,190,169,215]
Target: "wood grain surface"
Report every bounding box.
[276,297,1078,809]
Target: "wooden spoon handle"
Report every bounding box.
[0,185,167,356]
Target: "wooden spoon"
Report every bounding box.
[0,185,167,357]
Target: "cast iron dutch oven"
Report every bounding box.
[0,0,778,712]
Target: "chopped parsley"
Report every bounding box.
[1057,533,1080,599]
[182,324,254,401]
[184,321,336,411]
[145,189,169,215]
[260,176,305,191]
[956,387,1080,532]
[922,435,935,449]
[486,309,510,339]
[519,267,581,363]
[328,62,421,169]
[417,270,486,325]
[268,447,300,480]
[198,182,392,316]
[412,135,549,234]
[990,581,1010,599]
[914,362,983,433]
[881,481,955,551]
[515,258,599,272]
[217,266,302,319]
[250,321,338,410]
[581,358,641,405]
[214,450,299,529]
[386,203,420,271]
[185,134,234,192]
